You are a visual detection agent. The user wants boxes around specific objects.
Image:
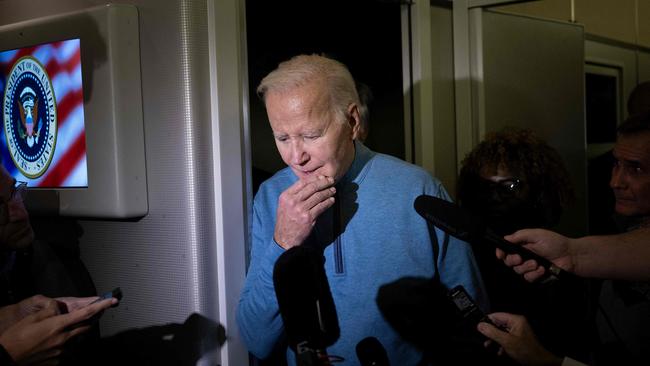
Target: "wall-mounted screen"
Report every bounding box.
[0,4,147,218]
[1,38,88,188]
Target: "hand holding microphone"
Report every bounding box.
[500,229,575,283]
[413,195,574,282]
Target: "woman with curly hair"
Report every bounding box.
[457,128,574,236]
[457,128,590,364]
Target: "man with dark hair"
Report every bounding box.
[609,111,650,225]
[589,82,650,235]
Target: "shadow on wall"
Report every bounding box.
[64,313,226,366]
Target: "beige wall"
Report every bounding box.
[575,0,636,44]
[638,0,650,48]
[496,0,649,48]
[495,0,571,22]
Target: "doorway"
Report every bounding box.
[246,0,407,194]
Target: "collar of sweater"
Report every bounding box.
[337,140,374,193]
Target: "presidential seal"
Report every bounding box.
[3,56,57,178]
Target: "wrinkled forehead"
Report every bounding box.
[614,131,650,163]
[266,81,332,118]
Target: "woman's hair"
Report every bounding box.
[457,127,574,227]
[257,54,359,124]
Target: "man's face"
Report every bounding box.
[610,131,650,217]
[0,166,33,250]
[265,80,359,182]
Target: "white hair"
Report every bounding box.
[257,54,359,124]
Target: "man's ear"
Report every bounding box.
[347,103,361,140]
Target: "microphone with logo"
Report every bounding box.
[413,194,573,282]
[356,336,390,366]
[273,245,340,366]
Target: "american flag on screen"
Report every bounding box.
[0,38,88,188]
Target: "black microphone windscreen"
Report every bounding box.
[413,194,571,281]
[356,337,390,366]
[273,245,340,351]
[413,194,485,241]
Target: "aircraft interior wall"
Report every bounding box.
[0,0,248,364]
[2,1,650,365]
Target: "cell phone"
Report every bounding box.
[447,285,489,326]
[64,288,123,330]
[90,287,123,306]
[447,285,504,352]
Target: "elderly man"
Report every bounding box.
[236,55,486,365]
[486,111,650,365]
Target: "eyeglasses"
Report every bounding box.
[498,178,522,193]
[478,177,524,198]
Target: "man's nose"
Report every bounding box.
[610,165,626,189]
[290,140,308,165]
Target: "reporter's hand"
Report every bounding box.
[56,296,100,313]
[497,228,574,282]
[477,312,562,366]
[274,175,336,249]
[0,295,55,335]
[0,297,116,363]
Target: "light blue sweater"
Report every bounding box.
[237,142,487,365]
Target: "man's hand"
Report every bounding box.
[0,297,116,363]
[274,176,336,249]
[497,229,574,282]
[477,312,562,366]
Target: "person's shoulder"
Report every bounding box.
[370,152,440,184]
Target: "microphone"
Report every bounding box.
[413,194,572,282]
[356,337,390,366]
[273,245,340,366]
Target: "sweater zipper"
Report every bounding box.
[333,192,343,274]
[334,236,343,274]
